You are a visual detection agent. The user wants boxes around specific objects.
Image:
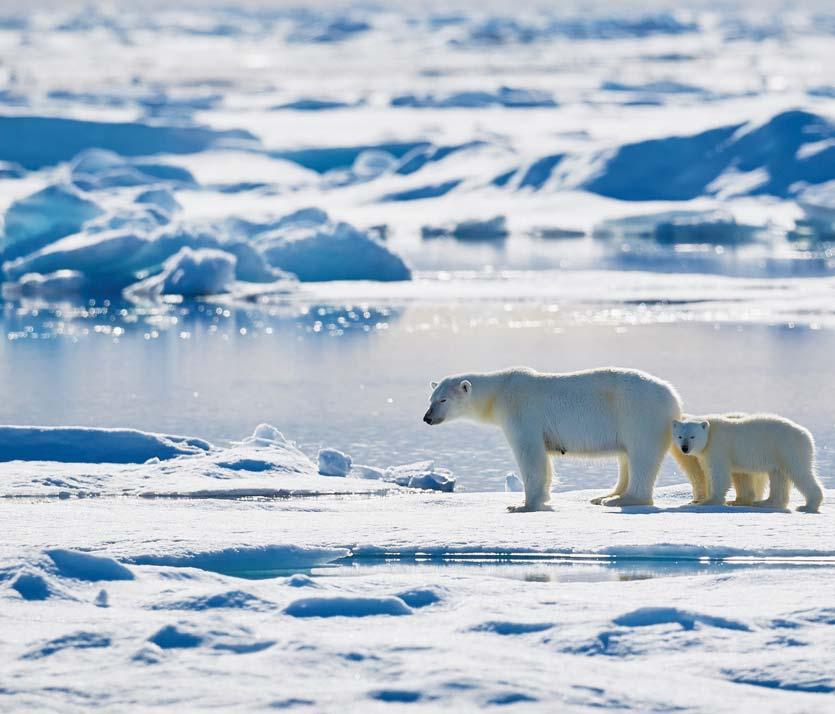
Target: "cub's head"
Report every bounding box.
[672,418,709,456]
[423,377,472,426]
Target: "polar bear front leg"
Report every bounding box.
[670,448,707,503]
[700,456,732,506]
[507,433,553,512]
[590,455,628,505]
[729,472,756,506]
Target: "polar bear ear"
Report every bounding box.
[672,419,680,427]
[430,380,438,390]
[460,379,471,394]
[700,421,709,430]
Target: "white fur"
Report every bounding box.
[424,367,683,510]
[672,414,824,513]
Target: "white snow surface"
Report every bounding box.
[2,486,835,711]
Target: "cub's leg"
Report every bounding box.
[671,448,707,503]
[700,455,732,506]
[507,434,553,512]
[590,454,628,505]
[753,469,791,509]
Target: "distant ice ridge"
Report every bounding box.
[0,145,411,297]
[0,425,210,464]
[391,86,556,109]
[489,110,835,202]
[593,210,762,245]
[232,207,411,282]
[422,216,509,241]
[0,423,454,498]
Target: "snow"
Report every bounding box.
[2,485,835,710]
[45,549,135,582]
[284,596,413,618]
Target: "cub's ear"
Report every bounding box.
[430,380,438,389]
[700,421,709,430]
[460,379,471,394]
[672,419,681,427]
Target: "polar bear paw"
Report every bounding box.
[589,494,613,505]
[796,504,821,514]
[507,503,553,513]
[753,498,787,510]
[600,495,652,507]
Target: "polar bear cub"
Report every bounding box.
[424,366,683,511]
[672,414,823,512]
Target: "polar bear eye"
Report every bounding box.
[439,399,447,403]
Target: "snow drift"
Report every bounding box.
[0,425,211,464]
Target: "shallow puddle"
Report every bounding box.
[227,554,835,582]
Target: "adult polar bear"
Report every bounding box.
[423,366,697,510]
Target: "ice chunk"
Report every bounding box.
[136,188,181,215]
[593,210,759,245]
[46,549,135,582]
[351,464,385,480]
[385,461,456,492]
[249,423,285,444]
[351,149,398,180]
[284,596,412,618]
[2,184,103,260]
[259,220,411,282]
[392,86,555,109]
[3,228,151,286]
[0,425,211,463]
[318,448,352,477]
[69,148,195,191]
[127,247,237,298]
[3,270,89,300]
[505,473,524,492]
[422,216,508,241]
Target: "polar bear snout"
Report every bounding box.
[423,409,441,425]
[681,443,690,454]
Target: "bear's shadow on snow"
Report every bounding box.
[606,504,791,515]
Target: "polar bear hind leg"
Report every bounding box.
[792,463,823,513]
[601,443,666,507]
[590,454,628,505]
[754,469,792,510]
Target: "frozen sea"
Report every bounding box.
[2,0,835,711]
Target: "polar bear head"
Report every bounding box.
[672,418,710,456]
[423,377,472,425]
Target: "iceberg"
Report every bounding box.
[1,184,104,261]
[126,247,236,298]
[255,214,411,282]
